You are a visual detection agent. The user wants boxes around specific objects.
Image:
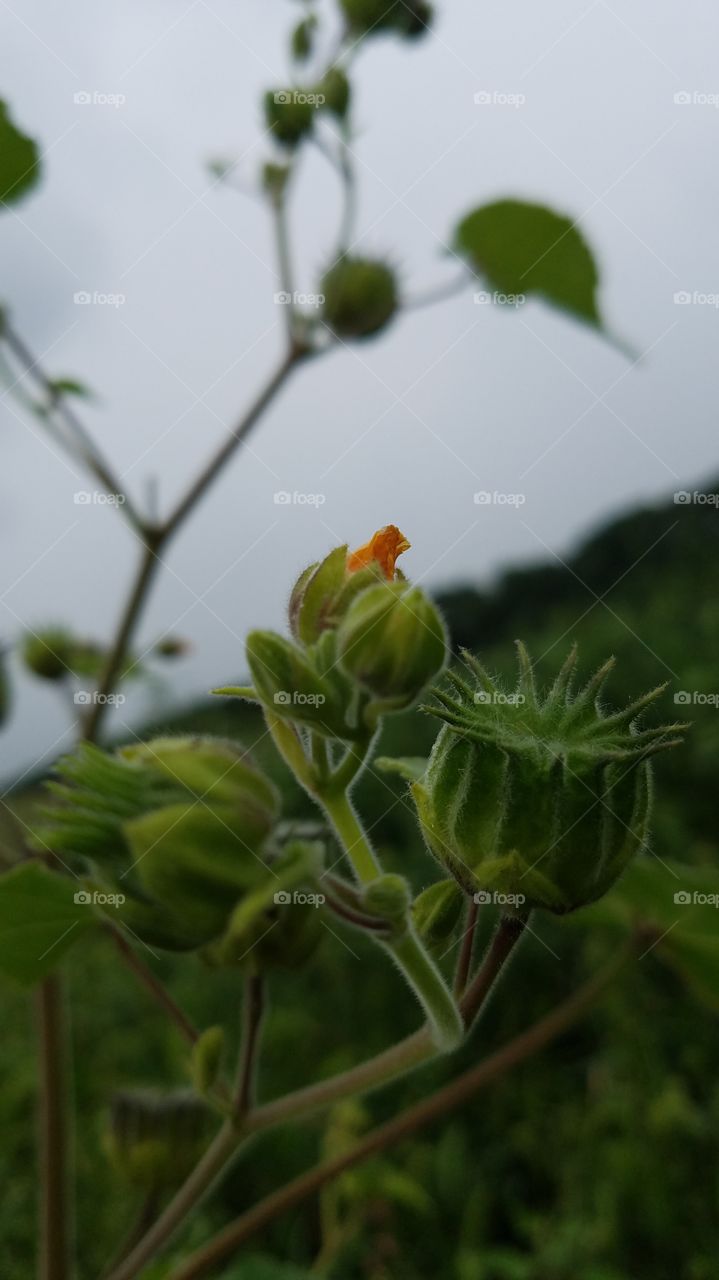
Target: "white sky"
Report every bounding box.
[1,0,717,776]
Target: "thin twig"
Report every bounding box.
[453,896,479,997]
[460,915,528,1027]
[108,927,199,1047]
[166,948,629,1280]
[2,321,144,532]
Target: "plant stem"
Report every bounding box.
[166,949,628,1280]
[317,788,462,1051]
[453,897,478,997]
[37,974,71,1280]
[84,531,163,740]
[460,915,528,1026]
[318,789,381,884]
[108,927,199,1047]
[163,347,302,537]
[234,974,265,1116]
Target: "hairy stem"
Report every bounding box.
[235,974,266,1116]
[318,788,462,1051]
[453,897,478,997]
[37,975,71,1280]
[167,948,628,1280]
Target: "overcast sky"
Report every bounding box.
[1,0,717,778]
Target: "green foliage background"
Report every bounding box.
[2,484,717,1279]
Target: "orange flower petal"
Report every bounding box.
[347,525,411,580]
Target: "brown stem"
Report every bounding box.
[166,949,627,1280]
[108,927,199,1047]
[163,348,301,538]
[453,897,478,997]
[83,531,164,741]
[460,915,528,1027]
[235,975,266,1116]
[37,974,71,1280]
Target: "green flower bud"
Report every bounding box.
[246,628,355,739]
[33,738,280,950]
[413,645,687,915]
[337,581,448,711]
[105,1090,213,1192]
[21,627,76,680]
[320,257,398,339]
[319,67,351,118]
[191,1026,225,1096]
[362,873,411,936]
[340,0,433,39]
[411,879,465,955]
[264,89,315,148]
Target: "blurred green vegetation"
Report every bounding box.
[1,485,718,1279]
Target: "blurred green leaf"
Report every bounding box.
[453,199,601,327]
[578,857,719,1009]
[0,101,41,206]
[0,863,92,984]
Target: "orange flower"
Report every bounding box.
[347,525,410,580]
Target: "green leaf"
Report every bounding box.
[0,100,41,206]
[453,198,601,327]
[0,862,93,985]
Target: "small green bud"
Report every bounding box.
[412,879,465,954]
[340,0,433,39]
[191,1026,225,1095]
[21,627,76,681]
[246,628,354,738]
[362,873,411,935]
[320,257,398,339]
[337,581,448,711]
[319,67,351,118]
[154,635,190,659]
[264,89,315,148]
[413,645,687,915]
[105,1090,213,1192]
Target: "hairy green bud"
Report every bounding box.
[32,737,280,950]
[362,873,411,936]
[337,581,447,711]
[320,257,398,339]
[413,645,687,915]
[246,628,356,739]
[21,628,76,681]
[319,67,351,118]
[412,879,465,954]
